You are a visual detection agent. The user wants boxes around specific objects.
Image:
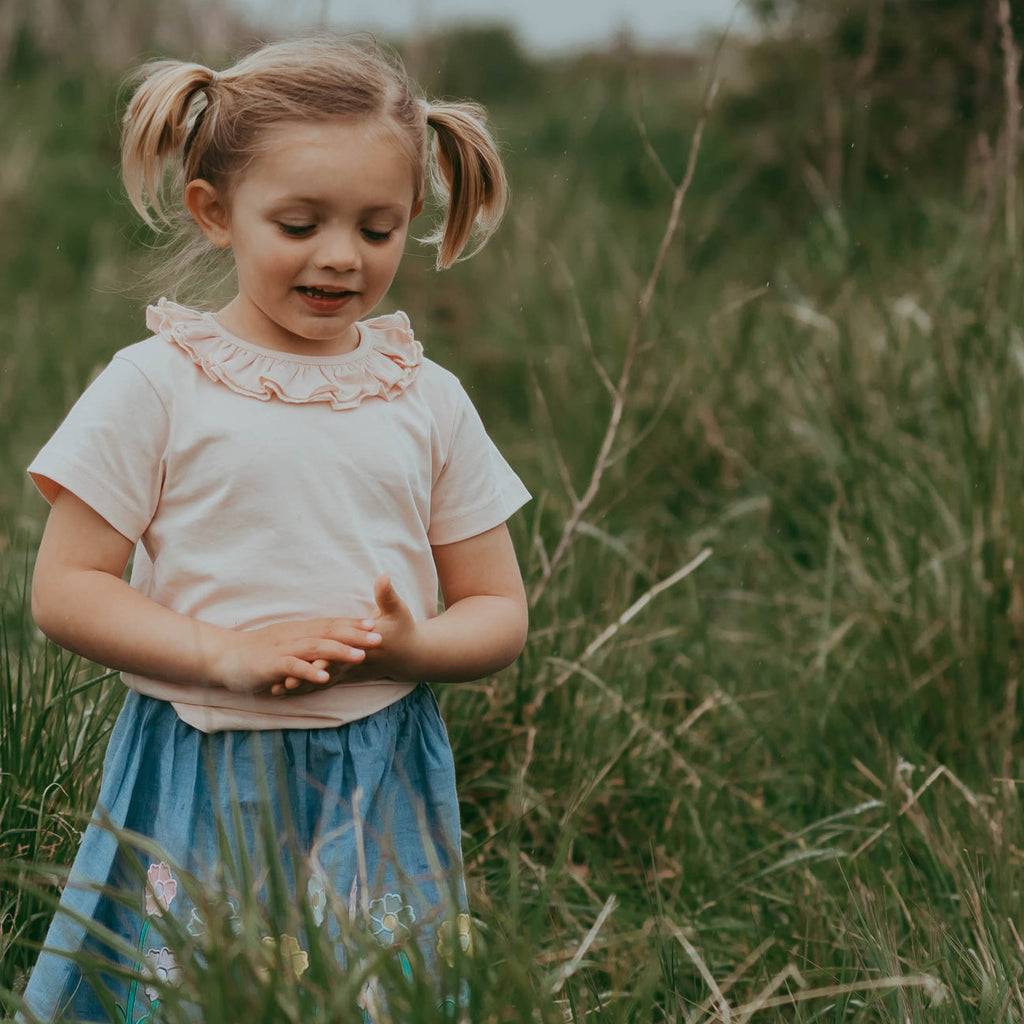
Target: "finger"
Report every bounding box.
[282,656,331,686]
[302,639,374,663]
[314,625,382,648]
[373,573,397,613]
[305,617,379,636]
[274,679,314,697]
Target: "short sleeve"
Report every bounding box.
[427,387,531,546]
[28,355,169,542]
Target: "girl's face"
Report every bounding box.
[186,118,420,357]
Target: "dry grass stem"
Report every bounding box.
[530,81,720,607]
[665,918,733,1023]
[548,894,617,994]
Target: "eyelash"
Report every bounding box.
[276,224,394,242]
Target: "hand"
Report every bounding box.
[272,575,422,696]
[213,617,382,695]
[364,572,421,678]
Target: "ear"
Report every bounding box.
[184,179,232,248]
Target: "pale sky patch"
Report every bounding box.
[230,0,751,54]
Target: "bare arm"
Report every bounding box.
[404,522,529,680]
[32,489,379,693]
[272,523,528,695]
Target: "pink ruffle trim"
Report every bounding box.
[145,298,423,409]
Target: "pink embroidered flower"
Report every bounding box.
[143,945,183,1002]
[144,862,177,916]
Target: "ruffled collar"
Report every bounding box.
[145,298,423,410]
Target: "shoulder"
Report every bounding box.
[416,355,464,395]
[113,333,188,377]
[372,311,471,406]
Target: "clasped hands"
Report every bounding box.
[214,574,417,697]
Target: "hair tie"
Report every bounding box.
[207,71,219,90]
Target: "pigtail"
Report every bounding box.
[121,61,220,228]
[425,102,509,269]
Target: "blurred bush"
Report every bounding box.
[738,0,1024,208]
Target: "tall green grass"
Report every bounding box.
[4,38,1024,1022]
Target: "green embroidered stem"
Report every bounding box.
[124,917,152,1023]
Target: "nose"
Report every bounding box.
[313,227,360,272]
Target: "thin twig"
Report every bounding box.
[999,0,1021,248]
[526,547,711,699]
[530,79,720,607]
[606,372,683,469]
[578,548,713,662]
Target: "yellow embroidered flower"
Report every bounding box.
[258,934,310,979]
[435,912,473,966]
[144,862,177,916]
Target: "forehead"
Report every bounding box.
[238,118,416,205]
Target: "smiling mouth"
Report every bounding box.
[297,286,354,300]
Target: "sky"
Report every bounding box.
[234,0,752,55]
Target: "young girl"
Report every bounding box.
[20,36,529,1022]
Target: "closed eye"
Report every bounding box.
[362,228,393,242]
[278,223,315,237]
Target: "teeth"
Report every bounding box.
[302,286,346,299]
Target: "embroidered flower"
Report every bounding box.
[258,934,310,979]
[144,862,177,916]
[357,976,383,1021]
[143,946,183,1002]
[436,913,473,966]
[307,873,327,927]
[187,897,242,939]
[367,893,415,946]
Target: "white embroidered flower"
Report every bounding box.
[367,893,415,945]
[187,898,242,939]
[307,873,327,927]
[143,945,183,1002]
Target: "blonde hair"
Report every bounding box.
[121,37,508,271]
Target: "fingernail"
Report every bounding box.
[367,632,382,643]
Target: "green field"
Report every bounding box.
[4,7,1024,1020]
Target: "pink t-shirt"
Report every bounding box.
[29,300,530,732]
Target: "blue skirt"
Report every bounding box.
[20,684,468,1023]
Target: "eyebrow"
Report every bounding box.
[269,197,408,215]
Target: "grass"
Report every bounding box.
[4,31,1024,1022]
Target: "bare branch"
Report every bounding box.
[530,78,720,607]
